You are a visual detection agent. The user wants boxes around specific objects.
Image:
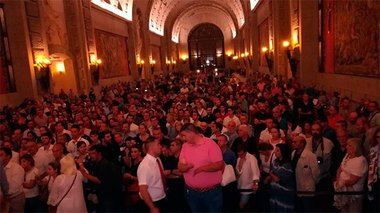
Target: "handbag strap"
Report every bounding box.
[56,173,77,207]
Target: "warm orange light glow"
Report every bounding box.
[96,59,102,64]
[292,32,299,45]
[56,61,65,74]
[35,54,51,67]
[240,53,245,57]
[226,50,233,57]
[180,54,188,61]
[232,55,239,60]
[261,47,268,53]
[282,40,290,48]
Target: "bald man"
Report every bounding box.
[231,125,258,157]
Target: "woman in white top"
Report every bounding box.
[236,144,260,210]
[48,155,87,213]
[20,154,40,212]
[334,138,368,212]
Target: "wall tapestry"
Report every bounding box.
[333,0,380,77]
[95,29,129,79]
[0,5,15,94]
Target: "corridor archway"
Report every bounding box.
[188,23,225,71]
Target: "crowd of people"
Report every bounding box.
[0,69,379,213]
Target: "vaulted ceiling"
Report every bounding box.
[91,0,256,44]
[149,0,247,43]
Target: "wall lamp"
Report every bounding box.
[261,46,273,72]
[149,59,156,74]
[282,40,300,78]
[180,54,188,64]
[34,54,52,92]
[226,50,233,61]
[89,53,102,85]
[137,59,145,77]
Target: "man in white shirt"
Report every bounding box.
[37,133,54,162]
[291,136,320,212]
[223,108,241,127]
[66,124,89,157]
[26,141,52,177]
[0,147,25,212]
[137,138,167,212]
[236,144,260,210]
[126,114,139,135]
[259,118,285,143]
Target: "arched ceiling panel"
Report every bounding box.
[172,6,236,43]
[149,0,244,36]
[178,15,233,45]
[91,0,133,21]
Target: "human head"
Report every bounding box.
[237,125,249,138]
[130,146,142,160]
[0,147,12,165]
[336,129,348,149]
[236,143,247,159]
[26,140,39,155]
[76,141,87,156]
[71,123,82,136]
[40,133,52,146]
[180,123,201,144]
[348,112,358,124]
[20,154,35,170]
[145,137,162,157]
[52,143,66,162]
[152,128,163,140]
[169,139,182,155]
[346,138,363,157]
[216,134,229,149]
[368,101,378,113]
[47,161,60,176]
[89,144,104,162]
[291,136,306,151]
[311,123,322,138]
[265,118,275,130]
[275,143,291,163]
[227,121,237,132]
[270,128,281,140]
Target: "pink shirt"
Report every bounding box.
[179,137,223,188]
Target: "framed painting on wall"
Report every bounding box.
[0,4,15,94]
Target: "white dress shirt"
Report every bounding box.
[24,167,39,198]
[38,144,55,163]
[4,161,25,197]
[236,153,260,195]
[137,154,166,202]
[34,150,53,176]
[223,115,241,127]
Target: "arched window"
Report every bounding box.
[188,23,224,70]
